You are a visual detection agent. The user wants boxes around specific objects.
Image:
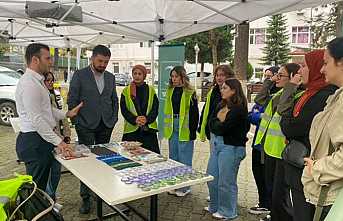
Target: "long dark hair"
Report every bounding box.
[221,78,247,111]
[327,36,343,64]
[282,63,301,77]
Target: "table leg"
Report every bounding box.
[96,196,103,221]
[150,195,158,221]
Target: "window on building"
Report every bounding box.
[139,42,152,48]
[249,28,267,44]
[113,62,119,73]
[144,62,151,74]
[292,26,310,44]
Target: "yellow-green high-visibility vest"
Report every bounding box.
[255,89,304,159]
[199,88,213,141]
[122,84,158,134]
[163,87,194,141]
[0,174,32,221]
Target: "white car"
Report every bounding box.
[187,72,213,88]
[0,66,21,126]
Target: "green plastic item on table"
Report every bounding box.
[324,188,343,221]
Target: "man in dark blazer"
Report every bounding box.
[67,45,119,214]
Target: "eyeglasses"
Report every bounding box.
[44,79,54,83]
[275,74,289,79]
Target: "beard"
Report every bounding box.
[93,65,106,73]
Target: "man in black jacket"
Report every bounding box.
[67,45,119,214]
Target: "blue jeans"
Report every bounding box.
[168,117,194,192]
[46,158,61,200]
[207,133,246,218]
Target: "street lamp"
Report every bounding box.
[194,43,200,92]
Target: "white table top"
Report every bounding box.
[56,144,213,206]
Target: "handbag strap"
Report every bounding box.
[313,141,335,221]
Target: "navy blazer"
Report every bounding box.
[67,66,119,129]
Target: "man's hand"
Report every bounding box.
[57,141,74,158]
[304,157,314,176]
[66,102,83,118]
[290,73,302,86]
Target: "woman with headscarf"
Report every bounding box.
[163,66,199,197]
[120,65,160,153]
[301,37,343,220]
[277,50,337,221]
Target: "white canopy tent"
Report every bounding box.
[0,0,338,48]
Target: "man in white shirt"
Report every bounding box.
[15,43,82,190]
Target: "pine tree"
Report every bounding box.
[261,14,290,66]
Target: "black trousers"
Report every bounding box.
[291,188,316,221]
[251,148,269,209]
[272,159,293,221]
[264,154,276,211]
[16,132,54,190]
[75,120,113,201]
[265,156,293,221]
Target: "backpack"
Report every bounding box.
[1,175,64,221]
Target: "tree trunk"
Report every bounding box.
[54,48,59,72]
[335,1,343,37]
[201,62,204,72]
[210,30,218,73]
[234,22,249,81]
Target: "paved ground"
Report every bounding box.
[0,89,264,221]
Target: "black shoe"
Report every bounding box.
[249,204,270,215]
[79,199,91,214]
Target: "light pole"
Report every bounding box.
[194,43,200,92]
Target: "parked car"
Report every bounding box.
[0,66,21,126]
[187,71,213,89]
[115,73,131,86]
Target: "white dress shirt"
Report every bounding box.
[15,68,66,146]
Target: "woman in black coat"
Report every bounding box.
[278,50,337,221]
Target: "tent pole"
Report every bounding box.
[150,41,155,85]
[76,47,81,70]
[67,48,71,81]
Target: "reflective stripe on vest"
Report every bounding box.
[122,85,158,134]
[255,89,304,159]
[163,87,193,141]
[199,89,213,141]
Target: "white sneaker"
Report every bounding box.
[212,212,228,219]
[175,189,191,197]
[167,190,176,195]
[206,196,210,202]
[203,206,210,213]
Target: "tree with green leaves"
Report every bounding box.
[261,14,290,66]
[307,2,343,48]
[166,25,234,72]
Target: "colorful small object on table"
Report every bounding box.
[116,161,209,191]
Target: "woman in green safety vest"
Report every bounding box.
[120,65,160,153]
[255,63,303,221]
[205,78,249,220]
[163,66,199,197]
[198,65,235,142]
